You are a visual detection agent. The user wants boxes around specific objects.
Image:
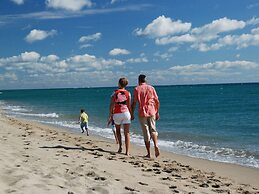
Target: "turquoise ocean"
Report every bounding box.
[0,83,259,168]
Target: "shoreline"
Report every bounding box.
[0,112,259,193]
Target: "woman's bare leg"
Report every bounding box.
[123,124,130,156]
[115,124,122,153]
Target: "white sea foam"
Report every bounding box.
[2,102,258,169]
[12,112,59,118]
[37,119,259,168]
[157,139,259,168]
[0,103,31,112]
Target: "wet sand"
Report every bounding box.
[0,113,259,194]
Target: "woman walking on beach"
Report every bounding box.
[108,77,131,156]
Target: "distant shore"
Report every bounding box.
[0,112,259,193]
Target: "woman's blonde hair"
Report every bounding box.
[118,77,128,88]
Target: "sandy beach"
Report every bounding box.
[0,112,259,194]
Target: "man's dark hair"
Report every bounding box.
[80,109,84,113]
[138,74,146,83]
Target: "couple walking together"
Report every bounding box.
[108,74,160,158]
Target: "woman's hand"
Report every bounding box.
[156,112,160,121]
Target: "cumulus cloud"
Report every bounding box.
[126,57,148,63]
[169,60,258,72]
[247,3,259,9]
[247,17,259,25]
[79,32,102,43]
[21,51,41,61]
[111,0,126,4]
[193,30,259,52]
[144,60,259,85]
[25,29,57,43]
[134,15,191,38]
[109,48,130,56]
[0,51,125,76]
[1,51,259,88]
[135,16,259,52]
[154,52,173,61]
[80,44,93,49]
[40,54,60,62]
[155,34,195,45]
[46,0,92,11]
[0,72,17,81]
[191,17,246,41]
[252,27,259,34]
[10,0,24,5]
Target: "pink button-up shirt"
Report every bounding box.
[133,83,159,117]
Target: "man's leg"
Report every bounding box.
[149,116,160,157]
[151,132,160,157]
[139,117,151,158]
[144,140,151,158]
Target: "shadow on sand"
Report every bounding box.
[39,145,116,155]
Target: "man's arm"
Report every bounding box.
[153,88,160,120]
[131,89,137,120]
[155,99,160,120]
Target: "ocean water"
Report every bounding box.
[0,83,259,168]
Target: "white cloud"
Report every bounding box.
[191,17,246,41]
[109,48,130,56]
[10,0,24,5]
[126,57,148,63]
[46,0,92,11]
[247,17,259,25]
[145,60,259,85]
[136,16,256,52]
[25,29,57,43]
[68,54,124,70]
[80,44,93,49]
[134,15,191,38]
[170,61,258,72]
[0,52,125,77]
[0,4,150,22]
[41,54,60,62]
[1,51,259,88]
[157,17,245,46]
[155,34,195,45]
[168,47,178,52]
[154,52,173,61]
[111,0,126,4]
[251,27,259,34]
[247,3,259,9]
[79,32,102,43]
[195,32,259,52]
[0,72,17,81]
[21,51,41,61]
[69,53,96,63]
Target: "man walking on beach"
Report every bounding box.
[131,74,160,158]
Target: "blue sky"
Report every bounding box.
[0,0,259,89]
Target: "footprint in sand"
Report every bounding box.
[138,182,148,186]
[125,186,140,192]
[94,176,106,181]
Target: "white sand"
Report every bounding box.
[0,114,258,194]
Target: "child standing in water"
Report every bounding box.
[79,109,89,136]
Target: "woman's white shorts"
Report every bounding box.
[113,112,131,125]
